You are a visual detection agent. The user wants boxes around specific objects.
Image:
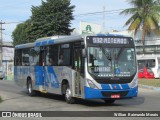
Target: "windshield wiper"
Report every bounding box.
[115,48,124,60]
[100,45,111,61]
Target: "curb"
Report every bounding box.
[138,84,160,91]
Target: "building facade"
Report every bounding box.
[1,42,14,80]
[110,30,160,58]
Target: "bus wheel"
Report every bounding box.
[64,84,75,104]
[27,80,36,96]
[104,99,115,104]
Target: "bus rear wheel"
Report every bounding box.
[27,80,36,96]
[104,99,115,104]
[64,84,75,104]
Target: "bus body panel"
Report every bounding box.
[101,83,130,90]
[14,66,44,90]
[14,65,85,98]
[84,86,138,99]
[14,66,31,88]
[39,66,84,98]
[84,71,138,99]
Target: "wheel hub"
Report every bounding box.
[28,83,32,94]
[66,88,71,100]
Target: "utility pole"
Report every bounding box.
[102,6,106,33]
[0,20,5,67]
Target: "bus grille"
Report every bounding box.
[101,91,128,98]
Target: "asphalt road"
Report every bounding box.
[0,80,160,120]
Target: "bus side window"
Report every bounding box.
[39,46,47,66]
[14,49,22,66]
[59,44,71,66]
[22,49,30,66]
[29,47,40,66]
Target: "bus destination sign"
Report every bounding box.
[87,36,131,45]
[93,37,128,44]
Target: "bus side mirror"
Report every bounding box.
[82,49,86,58]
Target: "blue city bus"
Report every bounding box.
[14,35,138,104]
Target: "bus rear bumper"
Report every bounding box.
[84,86,138,99]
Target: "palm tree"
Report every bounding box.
[120,0,160,50]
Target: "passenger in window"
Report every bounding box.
[58,54,64,65]
[48,57,54,66]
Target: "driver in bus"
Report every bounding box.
[95,50,105,66]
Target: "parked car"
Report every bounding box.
[138,67,154,79]
[0,70,5,80]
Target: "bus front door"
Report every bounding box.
[74,48,84,97]
[39,47,47,92]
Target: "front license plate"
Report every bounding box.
[111,94,120,98]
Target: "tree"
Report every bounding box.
[120,0,160,48]
[28,0,75,40]
[12,19,33,46]
[12,0,75,45]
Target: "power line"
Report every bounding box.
[74,9,125,17]
[0,9,125,25]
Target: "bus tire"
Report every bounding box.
[104,99,115,104]
[64,84,75,104]
[27,80,36,96]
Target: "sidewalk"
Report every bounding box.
[138,84,160,91]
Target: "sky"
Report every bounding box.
[0,0,131,42]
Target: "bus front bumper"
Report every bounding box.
[84,86,138,99]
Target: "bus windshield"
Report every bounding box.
[87,46,137,78]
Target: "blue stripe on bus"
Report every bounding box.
[42,41,48,45]
[121,84,130,89]
[35,40,54,46]
[101,84,112,90]
[44,66,59,88]
[48,40,54,45]
[35,42,41,46]
[14,66,18,82]
[101,84,130,90]
[35,66,43,85]
[84,86,138,99]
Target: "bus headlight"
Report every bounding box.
[130,76,138,88]
[87,79,99,89]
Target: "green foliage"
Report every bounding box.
[12,0,75,45]
[139,79,160,87]
[120,0,160,46]
[12,19,33,46]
